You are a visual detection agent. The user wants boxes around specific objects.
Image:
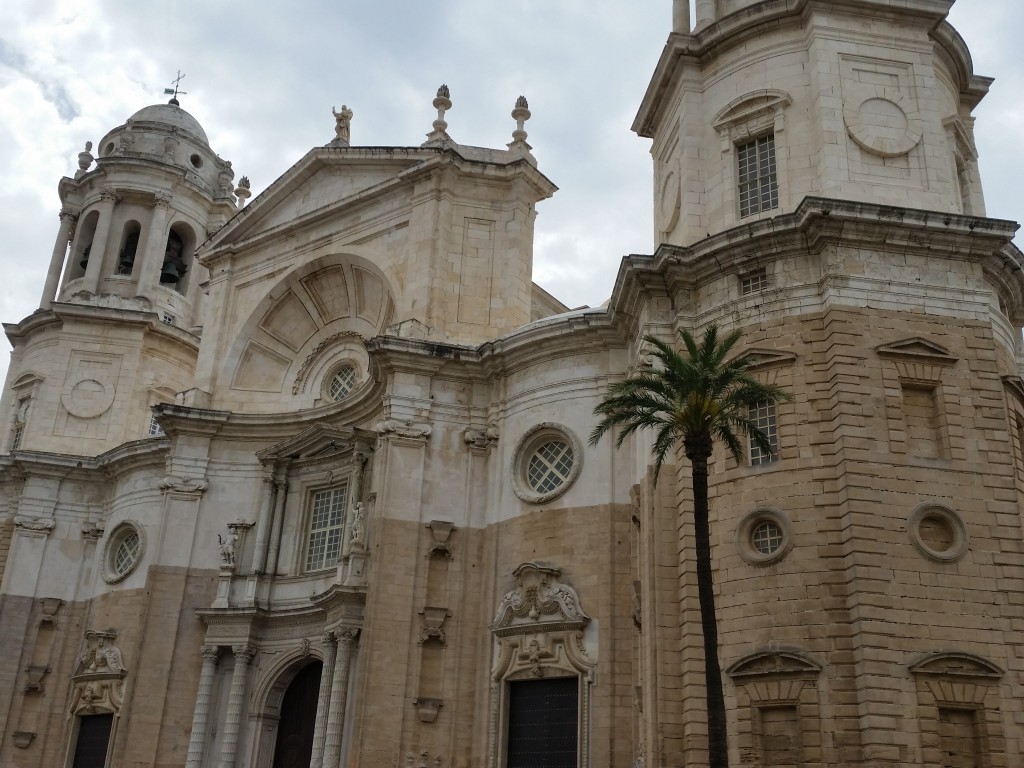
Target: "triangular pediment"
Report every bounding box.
[876,337,958,365]
[257,422,375,464]
[203,147,434,255]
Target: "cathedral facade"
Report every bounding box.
[1,1,1022,766]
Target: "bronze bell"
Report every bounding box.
[78,244,91,270]
[160,259,184,284]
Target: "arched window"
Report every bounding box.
[66,210,100,284]
[160,223,197,294]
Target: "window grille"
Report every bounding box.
[148,414,164,437]
[741,267,769,296]
[748,400,778,466]
[527,440,574,494]
[738,135,779,218]
[10,398,29,450]
[306,486,348,571]
[328,366,357,401]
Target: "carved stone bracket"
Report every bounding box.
[81,520,105,540]
[158,476,209,496]
[23,664,50,693]
[420,607,450,645]
[413,697,443,723]
[14,516,55,534]
[425,520,455,559]
[464,425,499,452]
[38,597,64,627]
[376,419,432,442]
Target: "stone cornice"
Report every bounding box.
[200,144,556,266]
[633,0,974,138]
[606,197,1024,325]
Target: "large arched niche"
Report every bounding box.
[224,253,395,410]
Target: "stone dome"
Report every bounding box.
[127,101,209,145]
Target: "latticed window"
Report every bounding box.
[148,414,164,437]
[752,520,784,555]
[328,365,357,401]
[748,400,778,466]
[113,532,141,576]
[527,440,575,494]
[741,267,769,296]
[306,486,348,571]
[738,135,779,218]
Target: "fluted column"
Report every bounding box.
[217,645,255,768]
[137,192,173,299]
[267,469,289,575]
[322,629,358,768]
[41,208,76,307]
[185,645,220,768]
[310,633,339,768]
[251,474,277,574]
[80,191,119,293]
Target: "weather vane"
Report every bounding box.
[163,71,188,104]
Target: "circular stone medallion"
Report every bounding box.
[62,378,115,418]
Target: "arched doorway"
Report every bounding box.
[271,661,322,768]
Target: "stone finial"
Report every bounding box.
[234,175,252,208]
[75,141,94,179]
[507,95,534,158]
[423,84,453,146]
[330,104,353,147]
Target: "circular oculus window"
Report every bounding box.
[327,364,358,401]
[908,503,968,563]
[512,423,583,504]
[102,520,146,584]
[737,507,793,565]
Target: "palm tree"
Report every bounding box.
[589,325,790,768]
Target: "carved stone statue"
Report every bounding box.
[218,527,238,566]
[332,104,353,145]
[350,502,365,548]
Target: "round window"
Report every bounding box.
[512,423,583,504]
[327,365,357,401]
[737,508,793,565]
[908,504,968,563]
[190,153,203,168]
[102,521,146,584]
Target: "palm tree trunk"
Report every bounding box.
[686,436,729,768]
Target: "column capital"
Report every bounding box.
[98,189,121,205]
[231,644,256,661]
[153,191,174,209]
[337,627,360,646]
[59,207,80,221]
[201,645,220,661]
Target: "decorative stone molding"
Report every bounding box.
[101,520,146,584]
[23,664,50,693]
[70,629,128,716]
[510,423,583,505]
[376,419,432,441]
[843,85,922,158]
[38,597,64,627]
[488,563,595,768]
[291,330,365,395]
[464,425,499,452]
[414,697,443,723]
[909,652,1004,680]
[712,89,792,144]
[419,607,450,645]
[876,338,958,369]
[425,520,455,559]
[158,475,209,495]
[14,516,55,533]
[735,506,794,566]
[726,650,822,681]
[81,520,105,540]
[12,731,35,749]
[907,503,969,563]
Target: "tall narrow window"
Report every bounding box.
[10,397,29,450]
[748,400,778,466]
[738,134,779,218]
[306,486,347,571]
[741,266,769,296]
[71,713,114,768]
[507,677,579,768]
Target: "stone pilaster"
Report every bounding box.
[136,192,173,299]
[80,191,119,293]
[322,629,358,768]
[185,645,219,768]
[310,633,339,768]
[216,645,255,768]
[41,209,76,307]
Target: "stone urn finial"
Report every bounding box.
[423,84,453,146]
[76,141,94,179]
[507,95,533,157]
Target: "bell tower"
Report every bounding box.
[4,98,239,454]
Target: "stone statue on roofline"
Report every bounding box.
[331,104,353,146]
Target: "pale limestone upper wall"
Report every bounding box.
[637,0,989,246]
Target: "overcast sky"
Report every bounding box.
[1,0,1022,388]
